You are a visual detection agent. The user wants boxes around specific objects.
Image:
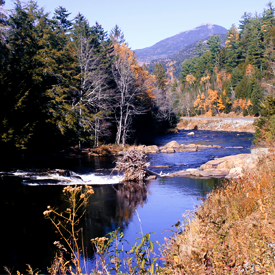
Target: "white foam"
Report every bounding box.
[9,170,123,186]
[80,174,123,185]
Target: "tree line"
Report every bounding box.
[0,0,174,154]
[153,2,275,122]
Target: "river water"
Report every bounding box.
[1,130,253,273]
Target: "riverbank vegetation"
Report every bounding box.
[1,1,275,157]
[161,148,275,274]
[0,0,175,157]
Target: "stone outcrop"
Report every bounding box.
[170,148,269,179]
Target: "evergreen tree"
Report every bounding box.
[207,35,222,66]
[194,40,206,57]
[53,6,72,32]
[1,0,78,151]
[153,63,166,90]
[224,25,241,71]
[110,24,125,44]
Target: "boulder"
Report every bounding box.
[190,169,229,178]
[185,143,197,148]
[167,148,269,179]
[160,148,175,153]
[164,140,180,148]
[184,147,198,152]
[226,167,244,178]
[200,154,251,170]
[175,148,189,153]
[187,132,195,135]
[144,145,159,154]
[212,145,222,148]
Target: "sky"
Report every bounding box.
[4,0,272,50]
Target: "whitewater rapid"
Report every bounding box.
[2,170,123,186]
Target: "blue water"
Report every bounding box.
[1,130,253,273]
[148,130,253,174]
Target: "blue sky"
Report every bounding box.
[5,0,271,50]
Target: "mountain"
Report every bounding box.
[135,23,228,63]
[146,33,227,78]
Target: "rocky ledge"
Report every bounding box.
[169,148,269,179]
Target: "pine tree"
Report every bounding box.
[1,1,78,151]
[207,35,222,67]
[225,25,241,71]
[153,63,166,90]
[194,40,206,57]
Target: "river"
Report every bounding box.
[0,130,253,273]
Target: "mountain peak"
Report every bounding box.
[135,23,228,63]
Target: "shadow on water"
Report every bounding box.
[1,130,252,273]
[0,178,148,273]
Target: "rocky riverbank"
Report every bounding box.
[169,148,269,179]
[177,117,256,133]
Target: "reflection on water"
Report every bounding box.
[0,175,217,273]
[1,130,252,273]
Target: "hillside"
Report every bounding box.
[146,33,227,78]
[135,23,228,63]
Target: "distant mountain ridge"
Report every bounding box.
[135,23,228,63]
[146,33,227,78]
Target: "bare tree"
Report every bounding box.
[153,86,176,126]
[72,20,113,148]
[112,43,146,146]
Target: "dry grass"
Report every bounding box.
[161,149,275,274]
[88,144,131,156]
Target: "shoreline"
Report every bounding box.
[177,116,256,133]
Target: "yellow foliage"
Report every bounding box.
[113,43,156,99]
[233,98,252,111]
[200,75,210,83]
[186,74,196,84]
[166,61,175,82]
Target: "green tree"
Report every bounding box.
[153,63,166,90]
[194,40,206,57]
[52,6,72,32]
[224,25,241,71]
[207,35,222,66]
[1,0,77,151]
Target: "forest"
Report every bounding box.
[0,0,175,156]
[1,0,275,155]
[158,2,275,119]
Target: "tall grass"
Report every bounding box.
[161,149,275,274]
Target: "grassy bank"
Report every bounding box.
[162,148,275,274]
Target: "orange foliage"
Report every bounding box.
[232,98,253,111]
[245,64,254,78]
[186,74,196,85]
[194,89,225,115]
[113,43,156,99]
